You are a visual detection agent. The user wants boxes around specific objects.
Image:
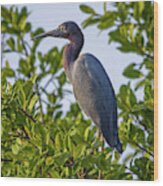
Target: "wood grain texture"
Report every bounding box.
[154,1,158,181]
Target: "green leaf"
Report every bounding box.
[57,72,66,86]
[16,138,22,145]
[73,144,86,159]
[80,5,96,14]
[48,93,57,104]
[84,127,90,141]
[12,144,20,155]
[28,95,38,111]
[82,16,100,29]
[103,2,107,13]
[55,133,62,151]
[17,37,23,52]
[2,61,15,78]
[54,152,71,166]
[11,10,18,27]
[50,171,60,178]
[30,74,38,84]
[133,2,145,20]
[1,6,11,23]
[123,63,143,79]
[6,37,15,50]
[2,68,15,78]
[21,7,28,17]
[45,156,54,166]
[19,15,26,31]
[98,12,116,30]
[23,80,33,98]
[25,22,32,33]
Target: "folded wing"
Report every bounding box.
[72,53,122,153]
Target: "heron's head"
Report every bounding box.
[32,21,83,42]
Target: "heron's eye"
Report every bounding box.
[59,25,66,32]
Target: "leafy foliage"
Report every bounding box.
[1,2,154,180]
[80,1,154,180]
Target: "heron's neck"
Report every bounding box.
[63,35,84,72]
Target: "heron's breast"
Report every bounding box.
[71,62,101,125]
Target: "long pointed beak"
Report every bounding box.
[32,29,61,40]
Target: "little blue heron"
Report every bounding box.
[33,21,123,153]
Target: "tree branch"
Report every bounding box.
[1,158,12,162]
[18,107,36,123]
[44,74,56,90]
[134,142,154,157]
[20,35,29,56]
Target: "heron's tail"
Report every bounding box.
[115,140,123,154]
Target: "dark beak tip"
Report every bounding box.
[31,33,47,41]
[30,29,59,41]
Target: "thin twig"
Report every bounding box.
[17,129,39,150]
[1,158,12,162]
[143,52,154,61]
[24,41,31,51]
[44,74,56,90]
[134,142,154,157]
[18,107,36,123]
[20,35,29,56]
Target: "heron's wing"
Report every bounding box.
[72,53,121,150]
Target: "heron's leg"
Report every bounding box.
[97,129,104,179]
[97,129,105,152]
[100,133,105,152]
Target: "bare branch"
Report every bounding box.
[134,142,154,157]
[20,35,29,56]
[44,74,56,90]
